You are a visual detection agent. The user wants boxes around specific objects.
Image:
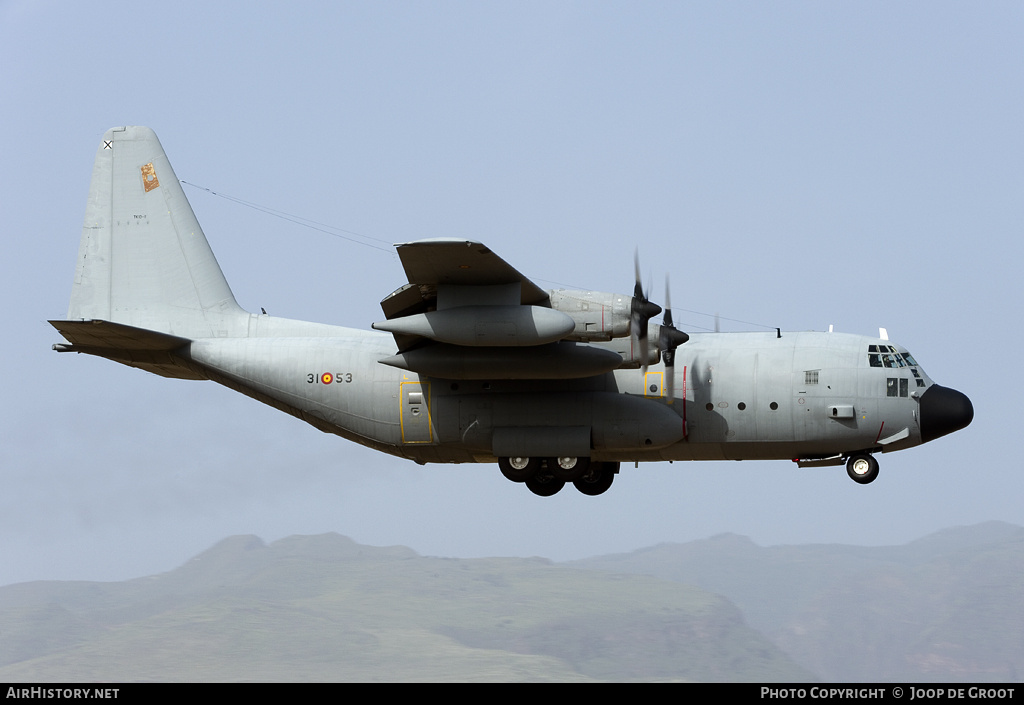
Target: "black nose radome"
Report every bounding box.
[920,384,974,443]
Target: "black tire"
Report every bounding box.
[846,454,879,484]
[573,462,616,496]
[549,456,590,482]
[525,472,565,497]
[498,456,539,483]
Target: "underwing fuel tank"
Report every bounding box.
[379,341,623,379]
[373,305,575,346]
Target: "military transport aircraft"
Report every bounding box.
[50,127,974,496]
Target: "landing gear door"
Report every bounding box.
[400,381,433,444]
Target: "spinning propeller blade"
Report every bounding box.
[631,250,661,370]
[658,276,689,403]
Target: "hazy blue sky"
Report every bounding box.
[1,1,1020,586]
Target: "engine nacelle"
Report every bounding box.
[547,289,632,342]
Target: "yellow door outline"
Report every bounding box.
[644,371,664,398]
[400,381,433,443]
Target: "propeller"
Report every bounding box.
[658,277,689,403]
[631,250,662,369]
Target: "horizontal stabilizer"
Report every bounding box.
[50,319,203,379]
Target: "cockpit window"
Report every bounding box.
[869,353,906,368]
[868,346,915,369]
[872,345,927,393]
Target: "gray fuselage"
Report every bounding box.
[184,321,937,465]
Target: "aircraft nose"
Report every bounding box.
[919,384,974,443]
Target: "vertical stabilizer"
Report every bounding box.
[67,126,246,338]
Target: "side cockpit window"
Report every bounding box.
[887,378,910,397]
[873,345,926,394]
[910,366,926,388]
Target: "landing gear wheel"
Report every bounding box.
[573,462,616,496]
[498,456,539,483]
[550,456,590,482]
[525,471,565,497]
[846,454,879,484]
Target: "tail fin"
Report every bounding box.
[66,126,247,338]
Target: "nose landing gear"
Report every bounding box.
[846,453,879,484]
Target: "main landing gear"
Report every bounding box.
[497,457,619,497]
[846,453,879,484]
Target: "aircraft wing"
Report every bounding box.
[374,239,626,378]
[379,239,549,321]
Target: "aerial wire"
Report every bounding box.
[181,180,396,254]
[182,179,779,332]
